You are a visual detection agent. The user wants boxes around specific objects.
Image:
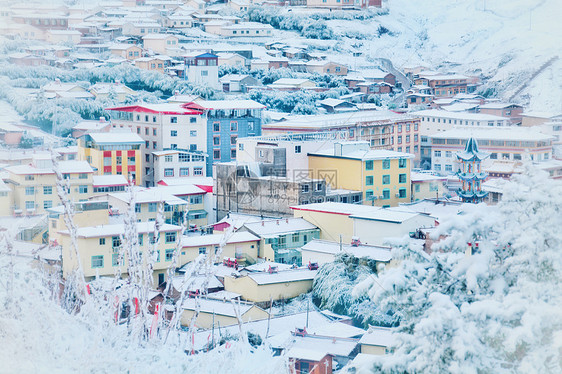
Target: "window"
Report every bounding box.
[145,154,150,163]
[135,204,141,213]
[128,156,135,164]
[365,190,374,200]
[153,142,157,149]
[213,150,221,160]
[366,176,374,185]
[238,143,244,151]
[301,184,309,193]
[382,175,390,184]
[406,135,410,143]
[201,70,208,76]
[164,168,174,177]
[415,184,421,192]
[165,232,176,243]
[292,233,300,242]
[382,189,390,199]
[149,233,157,244]
[138,234,143,246]
[79,173,88,179]
[153,116,157,123]
[25,175,34,181]
[398,188,407,198]
[213,136,220,146]
[231,149,236,158]
[180,168,189,176]
[43,201,52,209]
[230,122,238,131]
[79,185,88,194]
[165,249,174,261]
[295,145,301,154]
[445,164,453,172]
[382,159,390,169]
[190,195,202,204]
[148,202,157,212]
[190,117,197,123]
[25,187,34,195]
[399,173,407,183]
[190,130,197,137]
[513,154,522,160]
[398,136,402,144]
[315,183,322,191]
[99,238,105,245]
[490,153,498,160]
[213,123,220,132]
[365,160,374,170]
[398,124,402,132]
[145,128,149,135]
[91,255,104,268]
[112,236,121,248]
[194,167,203,176]
[399,158,407,168]
[25,201,34,210]
[171,130,177,137]
[112,254,122,267]
[198,247,206,254]
[434,150,442,157]
[145,141,150,148]
[434,164,442,171]
[43,186,52,195]
[164,155,173,162]
[170,117,177,123]
[445,151,452,158]
[116,156,122,165]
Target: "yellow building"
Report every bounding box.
[79,131,143,186]
[180,298,269,329]
[58,221,182,284]
[95,185,208,227]
[291,202,378,244]
[223,268,317,303]
[359,327,394,355]
[180,232,259,265]
[48,200,111,246]
[4,160,93,215]
[308,142,414,207]
[410,172,447,202]
[0,179,13,216]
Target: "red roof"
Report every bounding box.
[182,102,206,111]
[105,105,203,115]
[195,184,212,193]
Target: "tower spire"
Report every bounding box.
[456,137,490,203]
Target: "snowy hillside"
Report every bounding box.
[304,0,561,111]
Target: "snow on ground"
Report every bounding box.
[0,254,287,373]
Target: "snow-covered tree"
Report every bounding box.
[354,165,562,373]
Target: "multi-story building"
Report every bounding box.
[184,53,220,90]
[429,127,554,174]
[412,109,511,169]
[240,218,320,265]
[152,149,206,182]
[413,73,470,98]
[58,220,182,285]
[236,131,349,179]
[262,110,422,166]
[105,103,206,186]
[182,100,266,176]
[307,142,414,207]
[4,158,93,215]
[78,131,144,186]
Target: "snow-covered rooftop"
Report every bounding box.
[301,239,392,262]
[245,268,317,285]
[412,109,508,122]
[181,298,262,319]
[243,218,318,237]
[92,175,128,187]
[430,126,554,142]
[87,132,144,144]
[359,327,395,347]
[291,202,380,216]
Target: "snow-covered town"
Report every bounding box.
[0,0,560,372]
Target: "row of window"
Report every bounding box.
[365,188,408,200]
[162,153,205,163]
[24,200,52,210]
[213,149,236,159]
[365,158,408,170]
[25,185,88,195]
[213,136,237,146]
[91,248,175,269]
[365,173,407,186]
[213,122,238,132]
[163,167,204,177]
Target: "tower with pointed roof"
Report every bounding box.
[456,137,489,203]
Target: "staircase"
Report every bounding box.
[508,55,559,102]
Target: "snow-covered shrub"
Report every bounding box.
[355,166,562,373]
[313,253,398,328]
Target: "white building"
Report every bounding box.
[152,149,206,183]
